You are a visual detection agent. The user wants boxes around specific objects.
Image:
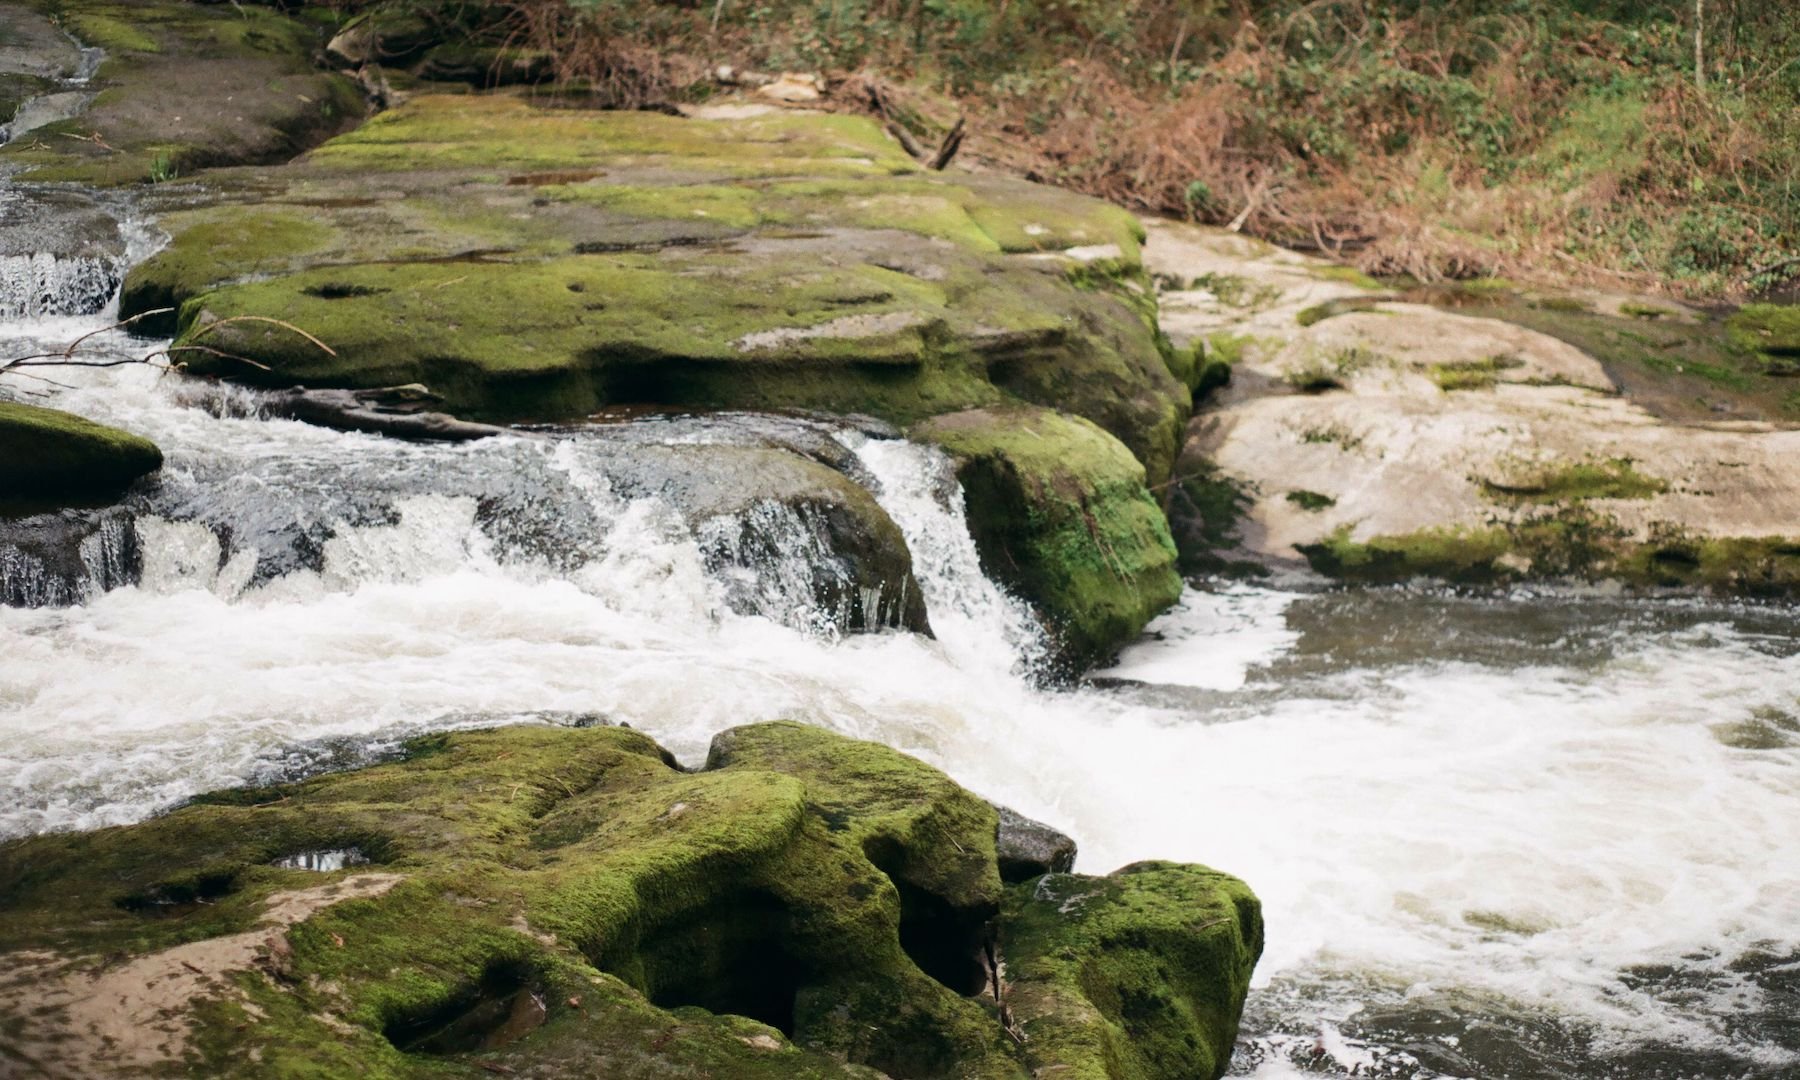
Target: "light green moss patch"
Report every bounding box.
[1298,524,1514,585]
[1429,353,1523,391]
[307,95,911,179]
[1727,304,1800,359]
[1480,457,1668,503]
[1308,265,1383,290]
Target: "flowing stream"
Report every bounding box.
[2,195,1797,1080]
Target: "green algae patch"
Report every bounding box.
[0,400,162,506]
[0,721,1259,1079]
[916,406,1183,672]
[1298,524,1515,585]
[1429,353,1523,391]
[1002,864,1263,1080]
[1727,304,1800,361]
[1286,489,1335,512]
[1480,457,1668,504]
[1295,296,1385,327]
[1308,265,1384,290]
[1615,532,1800,597]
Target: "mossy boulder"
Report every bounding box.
[0,0,362,184]
[116,93,1187,482]
[1002,865,1263,1080]
[914,406,1183,671]
[0,400,162,507]
[0,721,1259,1079]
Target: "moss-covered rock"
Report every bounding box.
[116,93,1186,481]
[0,0,362,184]
[1001,864,1263,1080]
[0,400,162,506]
[0,721,1258,1079]
[1297,516,1800,596]
[914,406,1183,671]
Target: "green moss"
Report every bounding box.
[1298,524,1514,585]
[1164,451,1261,577]
[1308,265,1383,290]
[1620,301,1679,320]
[1299,423,1363,452]
[1190,272,1281,309]
[0,400,162,507]
[0,722,1258,1078]
[1285,490,1335,511]
[1429,353,1523,391]
[60,13,161,54]
[1727,304,1800,359]
[915,406,1183,672]
[1480,457,1668,503]
[308,95,911,179]
[1284,346,1379,393]
[1204,332,1253,367]
[1296,296,1383,327]
[1001,864,1262,1080]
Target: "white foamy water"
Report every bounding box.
[3,219,1799,1079]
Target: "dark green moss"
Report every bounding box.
[0,400,162,506]
[1285,490,1335,512]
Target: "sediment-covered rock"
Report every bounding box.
[0,720,1259,1079]
[916,405,1183,670]
[0,399,162,505]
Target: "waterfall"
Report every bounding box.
[0,250,124,319]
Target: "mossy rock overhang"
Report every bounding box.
[914,405,1184,672]
[0,720,1260,1080]
[118,92,1190,484]
[0,399,162,507]
[0,0,363,185]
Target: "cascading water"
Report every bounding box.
[2,194,1798,1080]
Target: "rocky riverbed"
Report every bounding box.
[3,3,1799,1079]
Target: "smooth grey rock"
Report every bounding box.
[996,805,1078,882]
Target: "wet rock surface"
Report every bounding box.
[994,805,1077,882]
[0,721,1259,1079]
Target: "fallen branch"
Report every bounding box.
[928,117,966,171]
